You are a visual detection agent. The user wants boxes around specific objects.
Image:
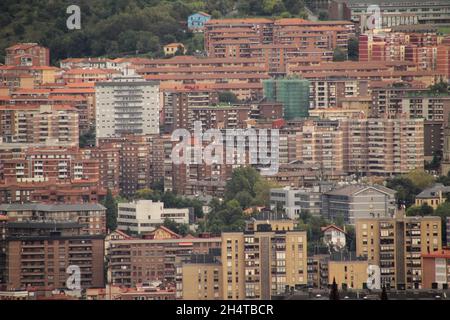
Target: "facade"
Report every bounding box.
[322,185,397,224]
[95,76,159,139]
[355,214,442,289]
[188,12,211,32]
[5,43,50,67]
[322,225,346,250]
[117,200,190,234]
[270,184,334,219]
[328,260,369,290]
[415,184,450,209]
[107,230,221,287]
[0,146,106,204]
[221,228,307,300]
[177,253,222,300]
[263,78,310,119]
[331,0,450,27]
[4,220,104,290]
[163,43,186,56]
[0,104,79,146]
[340,117,425,175]
[422,249,450,289]
[0,203,106,235]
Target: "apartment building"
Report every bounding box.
[0,203,106,235]
[263,78,310,119]
[322,184,397,224]
[204,18,354,59]
[95,76,159,139]
[88,144,120,194]
[162,89,219,133]
[422,249,450,289]
[107,229,221,287]
[294,119,344,172]
[328,259,369,290]
[117,200,190,234]
[204,18,274,58]
[330,0,450,27]
[189,105,251,130]
[0,146,106,204]
[355,214,442,289]
[96,135,167,196]
[5,43,50,67]
[359,32,443,65]
[62,68,121,84]
[270,184,334,219]
[137,56,268,100]
[0,104,79,146]
[221,228,307,300]
[177,252,222,300]
[340,116,425,175]
[4,220,104,291]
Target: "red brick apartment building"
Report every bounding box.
[0,146,106,203]
[203,18,354,74]
[4,220,104,291]
[5,43,50,67]
[107,227,221,287]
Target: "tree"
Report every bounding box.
[163,218,190,236]
[333,47,346,61]
[434,202,450,243]
[405,169,435,190]
[218,91,238,104]
[329,278,340,300]
[348,37,359,61]
[386,176,422,208]
[318,11,328,21]
[429,81,449,94]
[235,190,254,209]
[79,128,95,148]
[134,188,161,201]
[406,203,433,216]
[103,189,118,232]
[380,285,388,300]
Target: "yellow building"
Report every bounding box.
[355,213,442,289]
[415,183,450,209]
[328,260,369,290]
[221,228,307,300]
[163,43,186,56]
[180,259,222,300]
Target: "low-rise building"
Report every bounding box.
[322,184,397,224]
[422,249,450,289]
[415,184,450,209]
[0,203,106,235]
[117,200,190,234]
[321,225,346,250]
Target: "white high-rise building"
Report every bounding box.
[95,76,159,139]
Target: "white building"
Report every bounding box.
[95,76,159,140]
[321,225,346,251]
[270,183,334,219]
[117,200,190,234]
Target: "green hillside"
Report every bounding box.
[0,0,306,64]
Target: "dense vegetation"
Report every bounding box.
[0,0,306,64]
